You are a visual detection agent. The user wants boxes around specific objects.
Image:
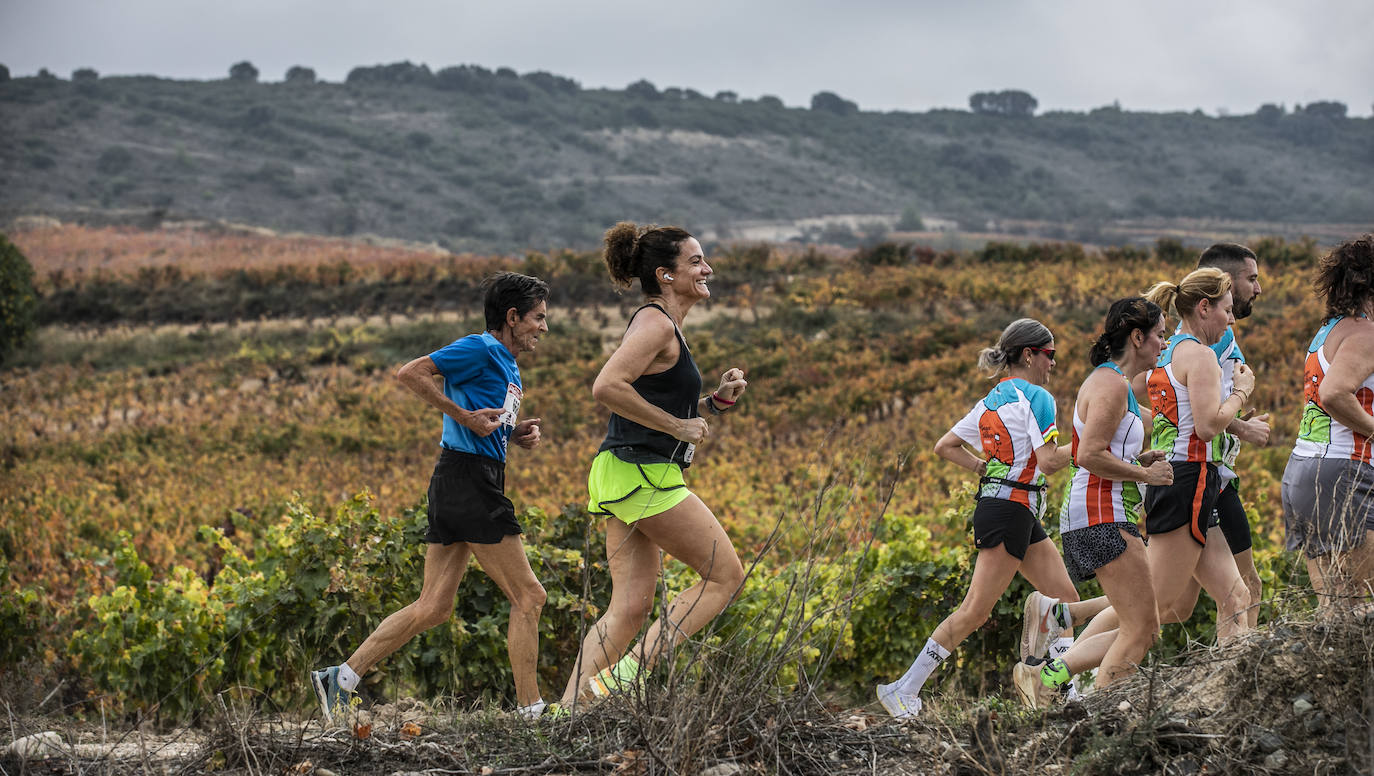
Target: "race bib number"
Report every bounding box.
[499,383,522,428]
[684,443,695,464]
[1222,433,1241,469]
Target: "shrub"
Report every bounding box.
[625,79,660,100]
[0,232,38,365]
[346,61,434,87]
[71,67,98,82]
[0,556,42,669]
[69,494,611,718]
[855,242,913,267]
[96,146,134,175]
[0,64,9,83]
[811,91,858,116]
[229,61,259,83]
[969,89,1038,117]
[284,65,316,84]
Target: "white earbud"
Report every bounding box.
[663,274,674,281]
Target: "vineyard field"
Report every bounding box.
[0,224,1337,719]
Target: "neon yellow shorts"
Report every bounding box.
[587,449,692,525]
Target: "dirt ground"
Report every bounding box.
[4,614,1371,775]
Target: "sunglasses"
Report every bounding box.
[1029,346,1056,360]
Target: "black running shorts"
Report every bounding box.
[973,497,1049,561]
[1144,461,1220,546]
[1214,480,1251,554]
[425,448,521,545]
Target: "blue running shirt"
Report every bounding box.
[428,331,522,463]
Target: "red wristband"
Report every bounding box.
[711,391,736,406]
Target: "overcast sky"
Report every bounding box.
[2,0,1370,116]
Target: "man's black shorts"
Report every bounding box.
[426,448,520,545]
[973,497,1049,561]
[1214,480,1251,554]
[1144,461,1220,546]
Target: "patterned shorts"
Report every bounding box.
[1062,522,1143,583]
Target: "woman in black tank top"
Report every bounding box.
[559,222,750,708]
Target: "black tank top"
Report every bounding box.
[598,304,702,467]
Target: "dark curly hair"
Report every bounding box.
[1089,297,1165,367]
[1316,234,1374,319]
[602,221,693,295]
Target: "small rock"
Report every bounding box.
[8,732,65,759]
[1117,700,1133,713]
[700,764,742,776]
[315,770,337,776]
[1252,727,1283,754]
[1289,642,1307,655]
[1164,757,1200,776]
[941,742,962,762]
[1263,750,1289,769]
[1304,711,1328,734]
[1293,697,1315,716]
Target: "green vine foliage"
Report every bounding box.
[0,556,42,668]
[69,494,613,718]
[0,232,38,366]
[66,489,1300,720]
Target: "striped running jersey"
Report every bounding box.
[1293,316,1374,462]
[1147,333,1211,462]
[951,377,1059,517]
[1209,327,1245,480]
[1060,362,1146,531]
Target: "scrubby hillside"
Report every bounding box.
[0,64,1370,251]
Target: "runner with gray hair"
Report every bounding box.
[311,271,553,723]
[878,318,1109,717]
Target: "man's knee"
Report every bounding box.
[414,599,453,630]
[511,582,546,615]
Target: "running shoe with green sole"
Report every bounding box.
[588,655,642,698]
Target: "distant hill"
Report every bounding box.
[1,63,1370,251]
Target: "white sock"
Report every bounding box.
[337,663,361,692]
[1049,636,1074,661]
[516,699,546,720]
[895,638,950,696]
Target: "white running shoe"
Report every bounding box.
[876,682,922,720]
[1019,591,1061,661]
[1013,660,1053,709]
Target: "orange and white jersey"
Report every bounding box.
[1147,333,1210,462]
[1060,362,1146,531]
[1293,317,1374,462]
[950,377,1059,517]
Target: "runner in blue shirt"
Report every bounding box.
[311,272,552,722]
